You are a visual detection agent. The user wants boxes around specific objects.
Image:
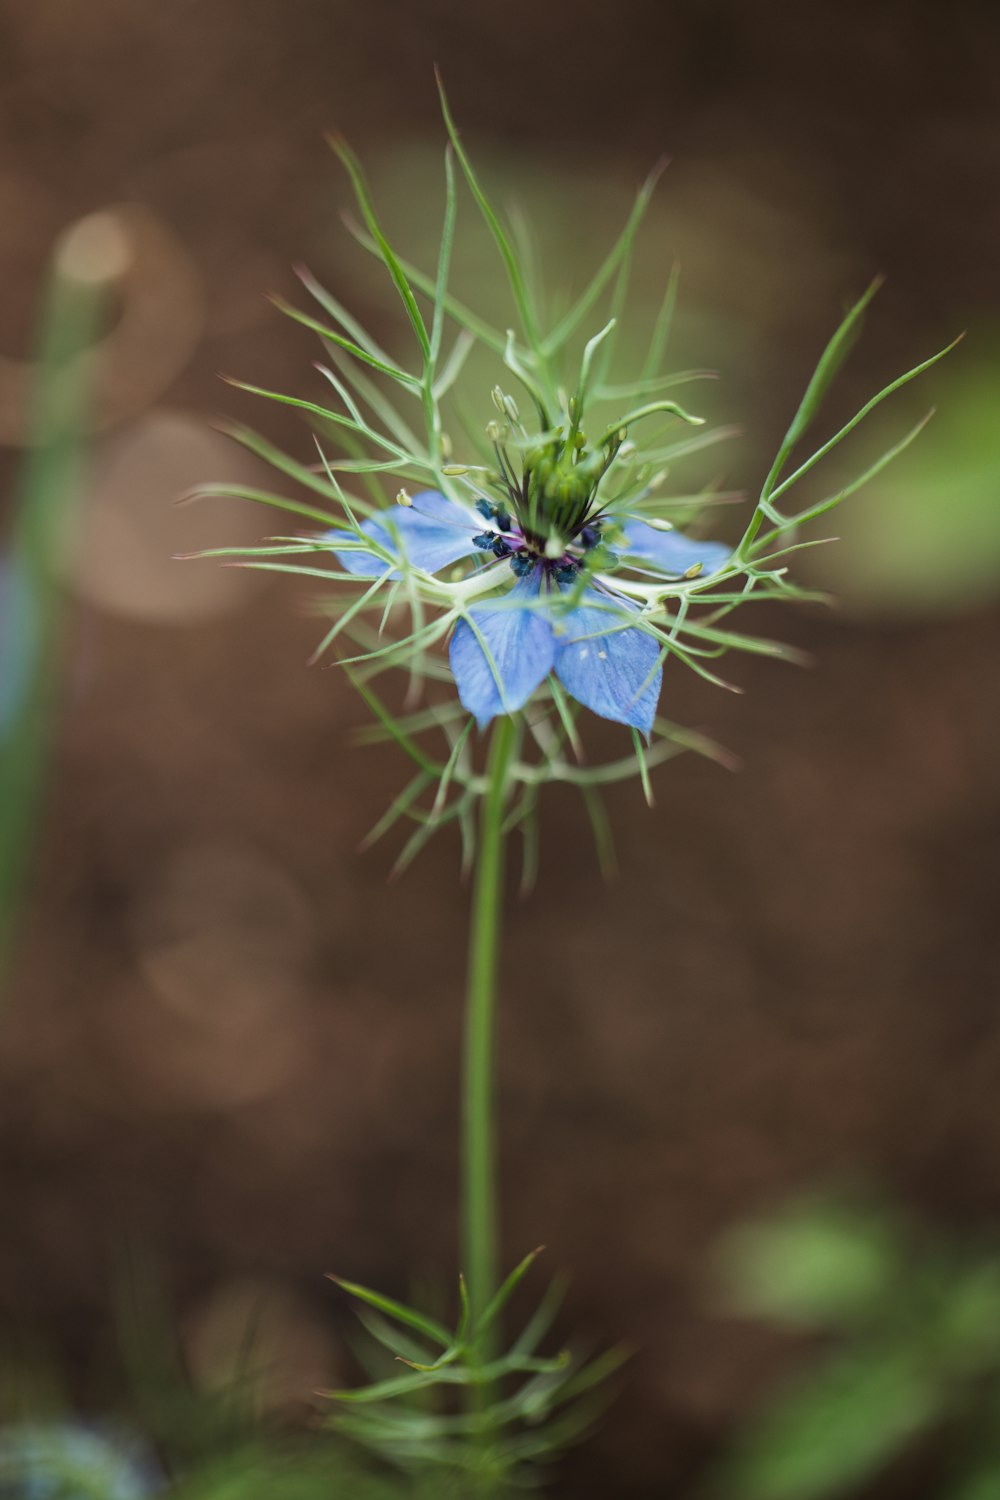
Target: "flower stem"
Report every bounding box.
[462,713,516,1368]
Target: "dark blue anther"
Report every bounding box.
[495,505,512,533]
[491,537,512,558]
[509,551,535,577]
[555,562,578,584]
[580,524,601,549]
[473,531,496,550]
[475,498,494,521]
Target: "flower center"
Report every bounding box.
[483,406,625,557]
[471,494,613,585]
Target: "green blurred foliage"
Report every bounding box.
[717,1202,900,1329]
[712,1196,1000,1500]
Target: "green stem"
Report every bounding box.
[0,214,122,996]
[462,713,517,1362]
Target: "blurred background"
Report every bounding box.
[1,0,999,1495]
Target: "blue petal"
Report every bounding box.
[325,515,394,578]
[553,588,662,733]
[620,518,731,578]
[449,572,555,728]
[327,490,480,579]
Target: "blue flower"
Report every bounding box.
[327,488,730,733]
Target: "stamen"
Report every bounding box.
[473,532,497,550]
[509,551,535,578]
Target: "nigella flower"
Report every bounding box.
[327,420,731,734]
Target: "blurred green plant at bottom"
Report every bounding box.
[166,1443,457,1500]
[0,1424,449,1500]
[710,1195,1000,1500]
[1,1261,463,1500]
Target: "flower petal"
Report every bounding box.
[620,518,731,578]
[327,490,481,578]
[449,572,555,728]
[553,588,662,733]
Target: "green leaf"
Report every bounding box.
[358,770,434,853]
[717,1349,941,1500]
[759,278,883,507]
[326,1276,452,1350]
[183,482,342,528]
[768,336,961,507]
[751,410,934,543]
[437,71,543,353]
[474,1248,545,1340]
[224,377,414,465]
[542,162,665,358]
[630,729,654,807]
[354,1307,439,1367]
[329,135,431,360]
[430,146,457,369]
[639,261,680,387]
[718,1203,897,1329]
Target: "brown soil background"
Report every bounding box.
[1,2,999,1495]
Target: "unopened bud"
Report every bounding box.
[503,394,519,423]
[440,431,453,458]
[490,386,507,414]
[485,420,502,444]
[683,562,704,579]
[442,464,470,477]
[396,487,413,507]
